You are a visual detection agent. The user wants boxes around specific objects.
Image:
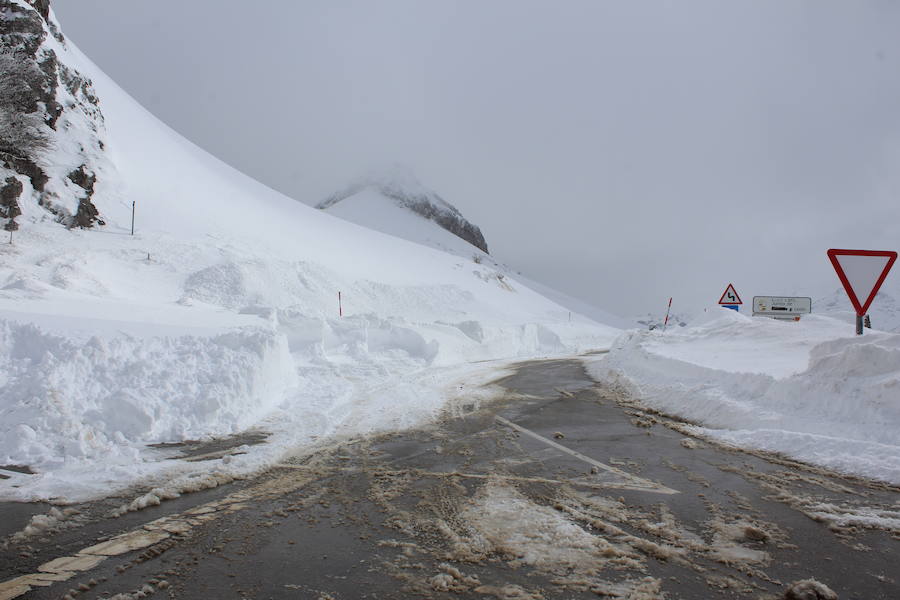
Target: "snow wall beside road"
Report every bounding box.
[591,309,900,485]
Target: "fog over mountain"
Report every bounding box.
[52,1,900,315]
[318,166,489,254]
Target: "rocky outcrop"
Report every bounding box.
[1,175,23,230]
[319,169,490,254]
[29,0,50,20]
[69,164,102,227]
[0,0,108,229]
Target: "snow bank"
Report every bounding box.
[0,319,295,466]
[591,309,900,484]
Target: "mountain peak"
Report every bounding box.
[318,166,489,254]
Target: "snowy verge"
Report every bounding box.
[0,304,531,504]
[0,229,616,504]
[588,309,900,485]
[0,317,295,466]
[0,223,616,503]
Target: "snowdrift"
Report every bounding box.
[0,8,618,502]
[591,309,900,485]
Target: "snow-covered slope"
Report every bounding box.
[319,171,631,330]
[0,6,619,502]
[589,308,900,485]
[634,310,692,331]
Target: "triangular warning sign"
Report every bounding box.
[827,249,897,316]
[718,283,742,305]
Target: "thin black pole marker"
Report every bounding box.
[131,201,135,235]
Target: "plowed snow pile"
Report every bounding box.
[0,7,618,502]
[592,308,900,485]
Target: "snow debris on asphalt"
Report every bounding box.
[470,583,545,600]
[803,501,900,533]
[109,473,235,518]
[2,506,82,547]
[454,480,664,598]
[429,563,480,592]
[459,480,639,570]
[706,517,771,566]
[783,578,838,600]
[713,463,900,538]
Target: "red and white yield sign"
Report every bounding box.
[827,249,898,316]
[718,283,742,305]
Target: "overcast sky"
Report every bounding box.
[53,1,900,317]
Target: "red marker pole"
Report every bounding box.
[338,291,343,317]
[663,297,672,331]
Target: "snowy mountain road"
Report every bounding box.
[2,358,899,599]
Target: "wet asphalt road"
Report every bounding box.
[2,358,899,599]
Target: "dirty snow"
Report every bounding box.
[455,480,662,598]
[784,579,838,600]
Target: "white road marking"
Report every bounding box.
[495,416,678,495]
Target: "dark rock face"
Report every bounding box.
[412,199,488,254]
[319,174,490,254]
[69,164,100,227]
[0,2,45,55]
[68,164,95,192]
[1,175,23,230]
[28,0,50,20]
[3,154,47,191]
[0,0,106,228]
[0,34,52,167]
